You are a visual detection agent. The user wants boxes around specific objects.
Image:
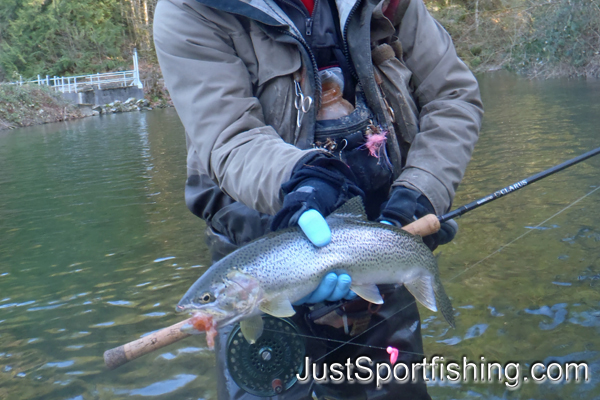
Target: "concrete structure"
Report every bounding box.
[7,49,144,106]
[62,86,145,106]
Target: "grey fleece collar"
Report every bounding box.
[195,0,360,34]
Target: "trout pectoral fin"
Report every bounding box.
[259,294,296,318]
[350,284,383,304]
[240,315,264,344]
[404,275,437,312]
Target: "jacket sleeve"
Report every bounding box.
[153,0,311,215]
[393,0,483,215]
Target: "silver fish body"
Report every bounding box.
[177,198,455,342]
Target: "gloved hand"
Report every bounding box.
[378,186,457,251]
[271,154,364,247]
[293,272,357,305]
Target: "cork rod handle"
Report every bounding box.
[401,214,441,237]
[103,318,192,370]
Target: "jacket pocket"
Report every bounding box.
[372,41,419,145]
[232,23,302,145]
[248,24,301,87]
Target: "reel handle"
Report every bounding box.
[103,318,192,370]
[401,214,441,237]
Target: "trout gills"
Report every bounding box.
[177,197,455,347]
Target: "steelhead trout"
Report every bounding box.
[177,197,455,346]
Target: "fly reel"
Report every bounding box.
[226,316,305,397]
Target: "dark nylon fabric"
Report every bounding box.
[275,0,356,100]
[270,155,365,231]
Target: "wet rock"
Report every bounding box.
[124,97,136,105]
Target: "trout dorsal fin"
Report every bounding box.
[330,196,368,220]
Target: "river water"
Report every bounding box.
[1,74,599,399]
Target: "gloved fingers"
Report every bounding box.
[326,273,352,302]
[437,219,458,245]
[297,272,338,304]
[343,290,357,300]
[298,209,331,247]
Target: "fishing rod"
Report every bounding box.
[104,146,600,371]
[403,145,600,237]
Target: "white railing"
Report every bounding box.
[4,49,143,93]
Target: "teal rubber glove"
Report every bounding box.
[298,209,331,247]
[294,272,357,305]
[294,209,356,304]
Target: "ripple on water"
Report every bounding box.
[27,303,67,312]
[157,347,205,361]
[118,374,197,396]
[525,303,569,330]
[464,324,488,340]
[143,312,166,317]
[106,300,133,306]
[91,321,115,327]
[44,360,75,368]
[153,256,176,263]
[0,300,36,309]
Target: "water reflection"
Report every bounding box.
[0,74,599,399]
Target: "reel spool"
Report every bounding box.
[226,316,305,397]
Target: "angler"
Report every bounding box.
[153,0,483,397]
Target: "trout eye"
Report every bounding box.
[197,292,213,304]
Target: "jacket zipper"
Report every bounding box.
[277,27,320,143]
[305,18,313,36]
[278,0,318,36]
[342,0,362,84]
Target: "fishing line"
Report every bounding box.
[447,184,600,283]
[265,184,600,362]
[311,300,422,363]
[259,327,426,358]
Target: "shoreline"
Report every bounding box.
[0,83,172,132]
[0,95,172,131]
[0,62,595,132]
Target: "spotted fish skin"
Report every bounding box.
[177,197,455,329]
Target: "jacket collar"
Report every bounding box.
[195,0,360,33]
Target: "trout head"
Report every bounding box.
[176,270,262,328]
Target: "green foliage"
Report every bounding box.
[0,0,130,79]
[0,83,76,128]
[427,0,600,77]
[512,0,600,76]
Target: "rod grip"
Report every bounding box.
[401,214,441,237]
[104,318,192,370]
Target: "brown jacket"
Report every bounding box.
[153,0,483,217]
